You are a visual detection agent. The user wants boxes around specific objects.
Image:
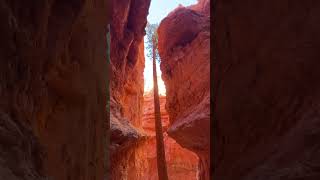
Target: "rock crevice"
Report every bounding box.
[158,0,211,179]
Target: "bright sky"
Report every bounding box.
[143,0,198,95]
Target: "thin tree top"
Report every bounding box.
[145,22,160,63]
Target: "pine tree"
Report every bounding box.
[146,22,169,180]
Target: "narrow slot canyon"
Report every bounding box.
[2,0,320,180]
[135,90,199,180]
[109,0,210,179]
[0,0,209,179]
[0,0,210,180]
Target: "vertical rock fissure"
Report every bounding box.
[158,0,211,179]
[110,0,208,179]
[152,36,169,180]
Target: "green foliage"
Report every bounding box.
[145,22,160,62]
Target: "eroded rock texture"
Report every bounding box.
[139,92,199,180]
[0,111,43,180]
[109,0,151,179]
[158,0,211,179]
[132,133,199,180]
[0,1,108,180]
[214,1,320,180]
[142,92,170,134]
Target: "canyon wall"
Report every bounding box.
[109,0,151,179]
[0,0,108,180]
[142,92,170,134]
[129,133,199,180]
[214,0,320,180]
[139,92,199,180]
[158,0,211,179]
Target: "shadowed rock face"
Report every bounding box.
[158,0,210,179]
[109,0,151,179]
[0,111,43,180]
[0,1,108,180]
[214,1,320,180]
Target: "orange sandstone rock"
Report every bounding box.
[109,0,151,178]
[158,1,211,179]
[137,93,199,180]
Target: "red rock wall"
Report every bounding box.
[111,91,199,180]
[214,1,320,179]
[135,93,199,180]
[110,0,150,127]
[109,0,151,179]
[142,92,170,134]
[0,1,108,179]
[158,1,211,179]
[131,134,199,180]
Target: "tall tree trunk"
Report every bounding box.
[152,36,169,180]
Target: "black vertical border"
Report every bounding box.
[211,0,216,179]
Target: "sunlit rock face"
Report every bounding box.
[0,1,108,179]
[109,0,151,178]
[110,0,197,179]
[138,92,199,180]
[142,91,170,134]
[189,0,210,15]
[110,0,150,128]
[214,0,320,180]
[131,134,199,180]
[158,0,210,179]
[111,91,199,180]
